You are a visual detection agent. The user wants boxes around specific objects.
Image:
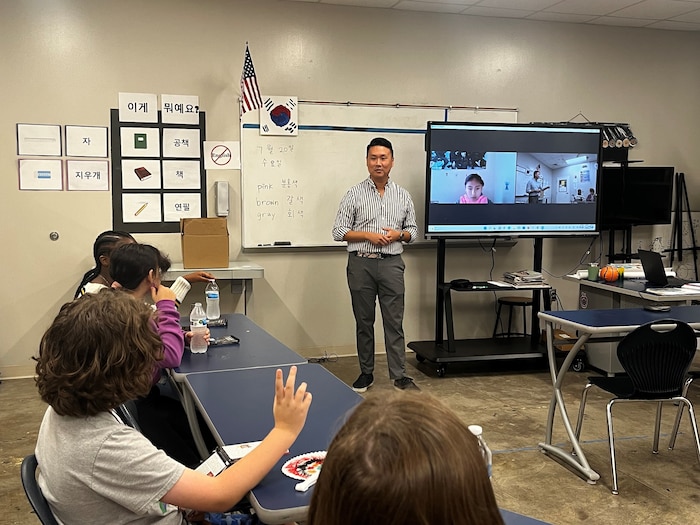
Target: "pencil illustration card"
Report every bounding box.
[121,159,161,189]
[122,193,161,223]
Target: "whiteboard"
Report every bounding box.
[240,103,517,248]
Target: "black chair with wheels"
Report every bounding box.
[573,319,700,494]
[20,454,60,525]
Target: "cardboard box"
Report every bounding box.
[180,218,229,268]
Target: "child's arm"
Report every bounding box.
[161,366,312,511]
[183,271,216,283]
[151,285,185,370]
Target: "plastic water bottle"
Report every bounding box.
[205,280,220,320]
[189,302,208,354]
[468,425,493,478]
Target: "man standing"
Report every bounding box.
[526,169,548,204]
[332,138,418,392]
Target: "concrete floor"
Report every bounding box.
[3,353,700,524]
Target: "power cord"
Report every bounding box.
[308,351,339,364]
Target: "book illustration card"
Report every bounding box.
[134,166,152,181]
[121,159,161,189]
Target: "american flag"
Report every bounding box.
[240,44,262,114]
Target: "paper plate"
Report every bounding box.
[281,451,326,480]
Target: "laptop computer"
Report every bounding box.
[637,249,689,288]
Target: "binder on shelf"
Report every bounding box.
[503,270,544,284]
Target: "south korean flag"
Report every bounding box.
[260,96,298,136]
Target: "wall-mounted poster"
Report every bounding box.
[66,125,108,157]
[163,193,202,221]
[162,128,201,158]
[17,124,62,156]
[111,108,205,234]
[121,159,162,190]
[19,159,63,190]
[162,160,201,189]
[120,127,160,157]
[161,94,200,125]
[122,193,161,223]
[118,92,158,123]
[204,141,240,170]
[67,160,109,191]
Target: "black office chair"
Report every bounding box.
[573,319,700,494]
[20,454,60,525]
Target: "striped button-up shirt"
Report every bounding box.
[332,177,418,255]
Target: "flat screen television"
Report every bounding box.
[425,122,602,238]
[598,166,674,229]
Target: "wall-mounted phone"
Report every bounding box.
[215,180,229,217]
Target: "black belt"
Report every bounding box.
[353,252,399,259]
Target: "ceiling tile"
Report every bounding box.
[394,1,470,13]
[280,0,700,31]
[542,0,641,16]
[462,6,537,18]
[610,0,700,19]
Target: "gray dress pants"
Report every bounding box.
[346,253,406,380]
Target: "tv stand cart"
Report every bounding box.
[408,238,551,377]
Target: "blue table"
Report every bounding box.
[501,509,551,525]
[186,364,549,525]
[185,363,362,524]
[537,306,700,483]
[170,314,307,458]
[173,313,306,379]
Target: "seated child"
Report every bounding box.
[308,391,504,525]
[34,290,312,525]
[74,230,135,298]
[75,230,214,299]
[109,242,210,467]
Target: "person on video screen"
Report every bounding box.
[526,169,549,204]
[458,173,488,204]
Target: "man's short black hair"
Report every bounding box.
[366,137,393,157]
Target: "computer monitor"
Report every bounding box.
[598,166,674,229]
[424,122,602,238]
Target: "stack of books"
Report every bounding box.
[503,270,546,287]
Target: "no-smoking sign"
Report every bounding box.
[204,141,240,170]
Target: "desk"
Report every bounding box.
[564,276,700,373]
[409,281,551,377]
[170,314,307,458]
[501,509,551,525]
[564,274,700,309]
[537,306,700,483]
[185,364,362,525]
[165,262,264,314]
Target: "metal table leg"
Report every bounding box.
[538,322,600,483]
